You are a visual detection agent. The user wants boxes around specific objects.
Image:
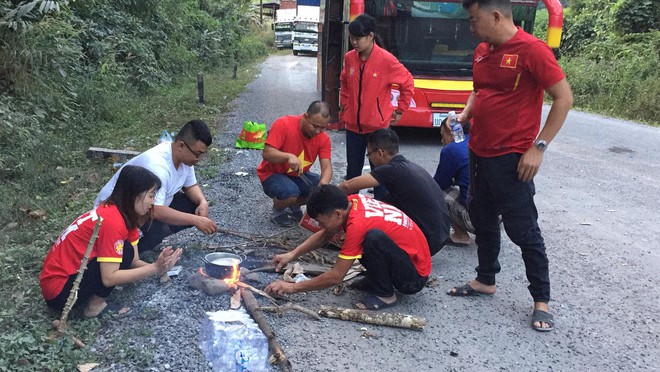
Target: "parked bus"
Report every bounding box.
[318,0,564,128]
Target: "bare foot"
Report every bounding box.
[83,296,108,318]
[450,232,471,245]
[447,279,496,296]
[355,294,397,310]
[376,294,397,304]
[450,224,471,245]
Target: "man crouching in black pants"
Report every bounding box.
[265,184,431,310]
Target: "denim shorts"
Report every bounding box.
[261,172,320,200]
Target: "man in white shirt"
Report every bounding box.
[95,120,218,252]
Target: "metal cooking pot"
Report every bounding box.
[203,252,244,279]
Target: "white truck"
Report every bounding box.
[274,8,296,49]
[292,5,319,55]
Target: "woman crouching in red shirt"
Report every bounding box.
[40,165,183,318]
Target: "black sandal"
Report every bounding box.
[446,284,482,296]
[531,309,555,332]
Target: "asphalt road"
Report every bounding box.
[224,54,660,372]
[93,53,659,372]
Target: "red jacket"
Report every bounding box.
[340,43,414,134]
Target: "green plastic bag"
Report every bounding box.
[235,121,267,150]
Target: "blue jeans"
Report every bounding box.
[345,129,387,199]
[469,151,550,303]
[261,172,320,200]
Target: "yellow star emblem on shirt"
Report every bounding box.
[287,150,313,173]
[506,57,512,65]
[373,73,378,77]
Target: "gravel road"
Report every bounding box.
[92,54,659,372]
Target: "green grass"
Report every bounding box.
[0,53,270,371]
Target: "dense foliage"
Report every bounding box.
[0,0,267,226]
[549,0,659,123]
[0,1,271,370]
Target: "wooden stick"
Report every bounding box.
[235,281,279,305]
[261,302,321,320]
[57,217,103,332]
[318,306,426,331]
[240,288,293,372]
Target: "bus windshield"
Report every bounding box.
[367,1,479,77]
[295,22,318,32]
[275,22,293,31]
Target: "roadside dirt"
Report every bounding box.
[90,54,660,372]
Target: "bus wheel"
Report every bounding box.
[293,50,299,56]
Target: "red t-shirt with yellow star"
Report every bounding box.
[39,204,139,301]
[339,194,431,277]
[256,114,332,182]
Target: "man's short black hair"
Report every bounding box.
[366,128,399,156]
[463,0,512,12]
[307,101,331,119]
[306,184,349,219]
[175,119,213,146]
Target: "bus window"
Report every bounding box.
[366,1,479,77]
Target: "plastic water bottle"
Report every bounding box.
[199,309,269,371]
[448,111,465,143]
[158,130,173,144]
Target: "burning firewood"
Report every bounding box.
[188,269,231,295]
[318,306,426,331]
[240,288,293,372]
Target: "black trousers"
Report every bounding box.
[138,192,196,253]
[359,229,428,297]
[46,245,134,311]
[345,129,387,199]
[469,151,550,303]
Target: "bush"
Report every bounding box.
[560,31,660,123]
[0,0,267,227]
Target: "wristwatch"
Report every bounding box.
[534,139,548,151]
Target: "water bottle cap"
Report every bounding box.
[448,110,456,116]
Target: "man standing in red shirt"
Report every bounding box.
[257,101,333,227]
[265,185,430,310]
[447,0,573,332]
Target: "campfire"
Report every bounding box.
[223,263,240,286]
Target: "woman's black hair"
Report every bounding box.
[348,14,383,47]
[105,165,161,229]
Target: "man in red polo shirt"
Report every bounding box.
[265,185,430,310]
[257,101,333,227]
[447,0,573,332]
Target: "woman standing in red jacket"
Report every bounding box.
[339,14,414,189]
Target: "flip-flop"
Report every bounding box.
[446,284,491,297]
[531,309,555,332]
[96,302,131,319]
[355,294,396,310]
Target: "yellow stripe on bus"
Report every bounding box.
[414,79,474,91]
